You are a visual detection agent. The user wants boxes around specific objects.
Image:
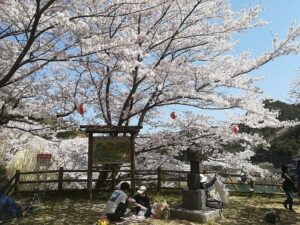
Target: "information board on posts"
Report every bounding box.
[36,153,52,169]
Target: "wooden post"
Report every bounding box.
[58,167,64,193]
[87,132,94,200]
[130,133,136,196]
[14,170,20,194]
[111,167,116,191]
[157,167,161,192]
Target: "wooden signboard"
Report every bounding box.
[93,137,131,165]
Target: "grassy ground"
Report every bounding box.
[5,191,300,225]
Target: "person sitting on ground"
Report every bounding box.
[133,186,152,218]
[105,182,131,222]
[200,173,217,190]
[200,173,226,209]
[0,189,23,222]
[200,173,217,199]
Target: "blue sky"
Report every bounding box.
[231,0,300,102]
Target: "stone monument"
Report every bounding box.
[182,149,206,210]
[170,149,222,223]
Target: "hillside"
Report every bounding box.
[251,100,300,167]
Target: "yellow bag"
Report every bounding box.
[153,201,170,220]
[96,217,109,225]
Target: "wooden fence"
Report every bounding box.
[3,167,284,195]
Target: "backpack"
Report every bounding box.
[0,194,23,221]
[265,209,280,223]
[206,197,224,210]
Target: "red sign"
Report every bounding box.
[36,153,52,161]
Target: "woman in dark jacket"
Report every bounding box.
[281,164,295,212]
[133,186,152,218]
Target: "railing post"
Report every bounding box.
[157,167,161,192]
[87,133,93,200]
[14,170,20,195]
[58,167,64,193]
[111,167,116,191]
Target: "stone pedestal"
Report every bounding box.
[182,189,206,210]
[170,204,222,223]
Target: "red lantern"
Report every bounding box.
[77,103,85,116]
[231,125,239,134]
[170,111,176,120]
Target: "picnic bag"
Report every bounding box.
[265,209,280,224]
[206,197,224,209]
[153,201,170,219]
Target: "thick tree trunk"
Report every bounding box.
[95,164,121,190]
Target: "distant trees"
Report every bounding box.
[264,99,300,121]
[251,100,300,167]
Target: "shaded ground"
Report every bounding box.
[4,191,300,225]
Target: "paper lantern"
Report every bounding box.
[231,125,239,133]
[170,111,176,119]
[77,103,85,115]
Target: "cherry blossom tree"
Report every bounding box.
[0,0,123,135]
[72,0,300,171]
[1,0,300,174]
[1,0,72,130]
[76,0,300,127]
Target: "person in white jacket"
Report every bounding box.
[105,182,131,222]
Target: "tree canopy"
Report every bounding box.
[1,0,300,173]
